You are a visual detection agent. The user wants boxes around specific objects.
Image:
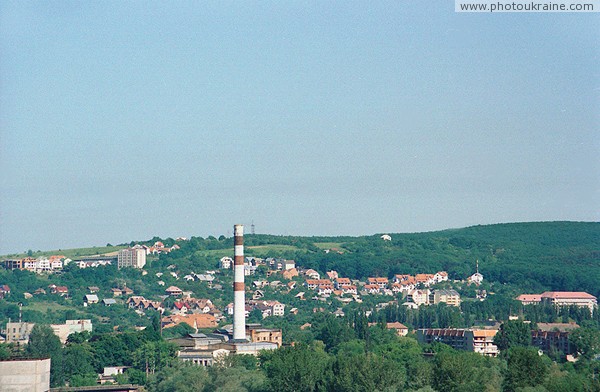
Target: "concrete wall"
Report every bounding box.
[0,358,51,392]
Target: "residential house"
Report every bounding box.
[468,272,484,285]
[516,294,542,305]
[282,268,299,280]
[304,269,320,280]
[393,274,413,284]
[0,284,10,299]
[367,277,389,290]
[341,285,358,295]
[305,279,332,290]
[407,289,431,306]
[283,260,296,270]
[326,271,339,280]
[219,257,233,269]
[172,302,189,314]
[317,284,334,296]
[166,286,183,296]
[434,271,449,283]
[253,290,265,300]
[364,284,380,294]
[99,366,129,385]
[102,298,117,306]
[415,274,436,287]
[50,285,69,297]
[195,274,215,283]
[88,286,100,293]
[253,280,269,289]
[335,278,352,289]
[162,314,217,331]
[386,322,409,336]
[84,294,99,305]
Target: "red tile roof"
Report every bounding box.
[540,291,597,300]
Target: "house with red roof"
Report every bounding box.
[0,284,10,299]
[165,286,183,296]
[517,291,597,314]
[541,291,597,314]
[367,277,389,289]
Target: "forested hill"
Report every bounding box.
[154,221,599,297]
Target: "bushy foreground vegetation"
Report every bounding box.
[4,314,599,391]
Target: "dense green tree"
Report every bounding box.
[374,337,433,390]
[433,349,502,392]
[502,347,548,392]
[205,365,267,392]
[313,314,355,351]
[331,352,405,392]
[132,341,178,375]
[25,324,64,387]
[494,321,531,351]
[0,344,11,360]
[66,330,91,344]
[150,363,210,392]
[63,343,96,385]
[569,327,600,360]
[261,343,331,392]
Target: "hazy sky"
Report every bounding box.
[1,1,598,254]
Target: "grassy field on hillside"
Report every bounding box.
[313,242,345,250]
[3,245,127,259]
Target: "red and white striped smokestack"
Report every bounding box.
[233,224,246,341]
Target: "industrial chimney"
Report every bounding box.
[233,224,247,341]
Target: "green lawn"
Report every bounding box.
[198,244,303,258]
[26,300,78,313]
[3,245,127,259]
[313,242,345,250]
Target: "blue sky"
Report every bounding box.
[1,1,598,254]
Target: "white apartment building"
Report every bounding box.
[117,245,147,269]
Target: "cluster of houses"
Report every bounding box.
[219,256,296,277]
[2,255,119,272]
[139,241,181,255]
[2,256,71,273]
[225,299,286,319]
[298,269,462,308]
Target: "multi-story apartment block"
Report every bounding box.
[407,289,431,306]
[5,322,36,344]
[417,328,499,357]
[117,245,146,269]
[432,289,461,307]
[516,291,597,314]
[468,329,499,357]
